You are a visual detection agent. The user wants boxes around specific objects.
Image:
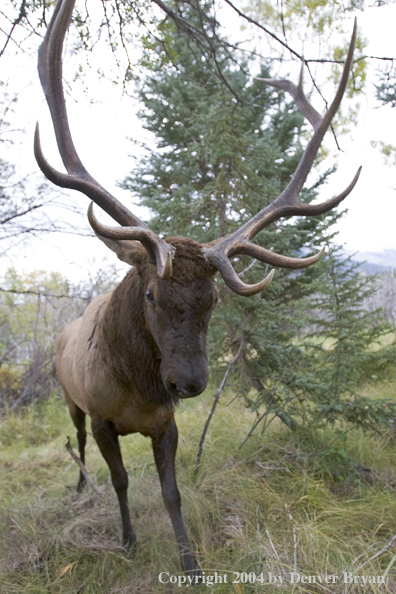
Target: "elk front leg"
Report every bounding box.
[152,417,200,577]
[91,416,136,550]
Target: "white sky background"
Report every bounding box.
[0,0,395,283]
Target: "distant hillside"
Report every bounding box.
[347,249,396,274]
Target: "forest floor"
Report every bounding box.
[1,375,396,593]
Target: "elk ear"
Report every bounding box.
[95,234,147,267]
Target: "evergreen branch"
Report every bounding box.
[238,408,271,451]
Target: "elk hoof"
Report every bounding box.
[187,569,203,585]
[76,478,86,493]
[184,559,202,583]
[122,533,137,554]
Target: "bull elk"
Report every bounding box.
[34,0,360,577]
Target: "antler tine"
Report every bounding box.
[255,63,322,132]
[204,19,360,296]
[87,203,173,280]
[259,19,358,207]
[221,263,275,297]
[35,0,174,277]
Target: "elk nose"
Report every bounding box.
[180,377,207,398]
[165,376,207,399]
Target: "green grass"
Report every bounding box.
[1,382,396,593]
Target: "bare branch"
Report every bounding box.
[0,286,88,300]
[194,334,245,473]
[0,0,27,58]
[223,0,302,61]
[65,437,102,495]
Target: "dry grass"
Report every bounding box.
[1,381,396,593]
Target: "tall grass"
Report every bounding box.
[1,380,396,593]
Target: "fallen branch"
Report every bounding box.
[65,437,102,495]
[350,533,396,573]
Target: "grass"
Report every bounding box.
[1,379,396,593]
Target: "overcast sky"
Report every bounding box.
[1,1,395,283]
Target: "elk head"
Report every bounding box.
[89,214,219,399]
[34,0,360,394]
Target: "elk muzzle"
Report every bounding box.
[161,354,209,399]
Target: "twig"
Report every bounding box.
[255,460,291,474]
[0,344,16,367]
[65,437,102,495]
[238,409,270,451]
[246,375,299,431]
[223,0,302,61]
[343,544,377,572]
[286,504,298,573]
[266,529,280,560]
[237,260,256,278]
[194,336,245,474]
[351,534,396,572]
[0,287,88,300]
[0,0,27,58]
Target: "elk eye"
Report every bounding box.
[146,289,155,304]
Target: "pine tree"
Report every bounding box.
[121,8,331,431]
[122,6,395,438]
[299,242,396,430]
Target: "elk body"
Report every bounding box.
[56,236,217,574]
[35,0,360,577]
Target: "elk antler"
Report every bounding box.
[203,20,361,296]
[34,0,174,279]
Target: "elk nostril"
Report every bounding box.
[165,381,181,397]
